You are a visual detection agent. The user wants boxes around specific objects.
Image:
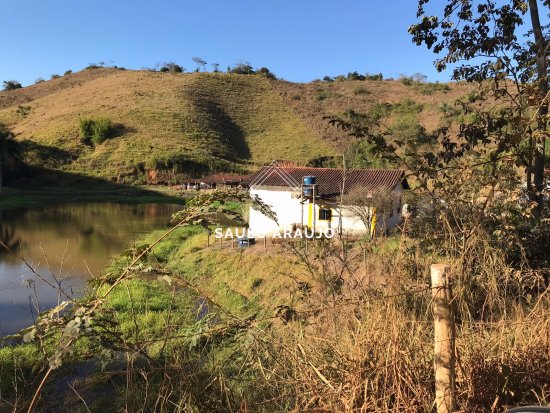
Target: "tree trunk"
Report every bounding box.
[528,0,548,217]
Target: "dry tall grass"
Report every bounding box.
[107,234,550,413]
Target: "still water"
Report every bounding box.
[0,202,183,337]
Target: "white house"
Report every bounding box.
[247,164,409,237]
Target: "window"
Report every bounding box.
[319,208,332,221]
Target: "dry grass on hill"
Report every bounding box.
[0,69,471,181]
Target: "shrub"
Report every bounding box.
[64,70,72,75]
[34,78,44,84]
[50,74,60,79]
[85,62,105,70]
[353,86,369,95]
[79,117,113,146]
[399,76,413,86]
[317,90,333,100]
[392,98,423,114]
[228,62,255,75]
[347,71,366,81]
[2,80,22,91]
[16,105,31,117]
[415,81,451,95]
[160,63,183,73]
[365,73,384,81]
[323,76,334,82]
[256,67,276,79]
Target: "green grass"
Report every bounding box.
[0,71,333,181]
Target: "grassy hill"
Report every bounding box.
[0,68,470,184]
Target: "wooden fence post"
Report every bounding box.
[431,263,456,413]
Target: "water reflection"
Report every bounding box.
[0,202,182,337]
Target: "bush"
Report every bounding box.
[256,67,276,79]
[64,70,72,75]
[399,76,414,86]
[365,73,384,81]
[353,86,369,95]
[415,81,451,95]
[347,71,366,81]
[2,80,22,91]
[85,62,105,70]
[323,76,334,82]
[16,105,31,117]
[160,63,183,73]
[79,117,114,146]
[392,98,423,114]
[34,78,44,84]
[317,90,333,100]
[228,62,255,75]
[50,74,60,80]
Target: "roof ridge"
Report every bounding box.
[260,166,404,172]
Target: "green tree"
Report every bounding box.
[0,124,20,196]
[409,0,548,215]
[192,56,207,72]
[2,80,22,91]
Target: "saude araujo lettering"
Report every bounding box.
[214,227,336,239]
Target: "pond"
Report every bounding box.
[0,202,183,337]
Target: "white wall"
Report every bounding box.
[248,184,404,237]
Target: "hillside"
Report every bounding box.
[0,68,469,183]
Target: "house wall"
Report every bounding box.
[248,184,404,237]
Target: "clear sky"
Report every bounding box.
[1,0,454,86]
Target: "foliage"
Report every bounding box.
[85,62,105,70]
[160,62,184,73]
[2,80,22,91]
[192,56,207,72]
[256,66,276,79]
[323,72,384,82]
[414,81,451,95]
[0,123,21,165]
[79,117,114,146]
[344,186,400,232]
[16,105,31,118]
[0,124,21,175]
[353,86,369,95]
[345,139,392,169]
[409,0,548,214]
[228,62,255,75]
[347,71,366,81]
[317,89,333,100]
[170,187,277,229]
[366,72,384,80]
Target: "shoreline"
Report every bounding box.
[0,185,187,209]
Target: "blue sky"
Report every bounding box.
[1,0,454,86]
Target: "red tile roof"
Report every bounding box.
[248,166,407,197]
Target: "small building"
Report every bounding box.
[247,164,408,237]
[200,174,249,189]
[181,174,249,190]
